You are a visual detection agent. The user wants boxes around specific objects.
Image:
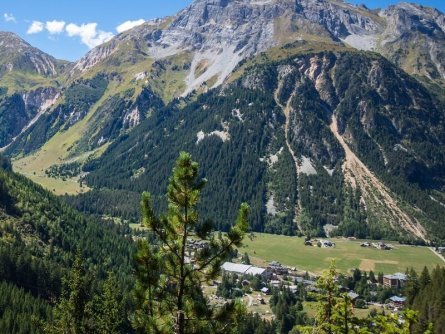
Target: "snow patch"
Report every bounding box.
[393,143,408,152]
[134,72,146,81]
[323,166,335,176]
[124,107,140,127]
[430,196,445,207]
[97,136,106,145]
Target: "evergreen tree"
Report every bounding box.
[241,252,251,265]
[92,273,126,334]
[43,254,92,334]
[419,267,431,289]
[132,152,249,334]
[405,268,420,306]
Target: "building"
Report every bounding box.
[319,239,335,248]
[347,291,359,302]
[389,296,406,309]
[383,273,407,288]
[221,262,267,279]
[268,261,288,275]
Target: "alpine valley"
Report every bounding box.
[1,0,445,245]
[2,0,445,333]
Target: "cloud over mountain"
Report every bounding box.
[116,19,145,33]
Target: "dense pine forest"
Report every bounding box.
[0,153,135,332]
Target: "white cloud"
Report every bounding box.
[27,21,44,34]
[66,23,113,48]
[116,19,145,33]
[3,13,16,23]
[45,20,66,34]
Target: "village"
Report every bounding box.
[187,238,409,321]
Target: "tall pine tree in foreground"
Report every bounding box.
[132,152,249,334]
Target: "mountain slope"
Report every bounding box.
[80,50,445,242]
[0,153,134,331]
[0,32,64,150]
[4,0,444,196]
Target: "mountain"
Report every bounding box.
[0,31,65,79]
[0,32,65,149]
[78,49,445,243]
[1,0,445,241]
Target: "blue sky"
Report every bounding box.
[0,0,443,62]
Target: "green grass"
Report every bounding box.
[303,301,381,319]
[241,234,444,275]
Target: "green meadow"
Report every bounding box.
[241,233,444,275]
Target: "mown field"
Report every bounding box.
[241,234,444,274]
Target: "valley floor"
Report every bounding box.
[241,233,442,274]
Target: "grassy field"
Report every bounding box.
[241,234,444,275]
[303,301,382,319]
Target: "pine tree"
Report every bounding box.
[42,254,92,334]
[132,152,249,334]
[404,268,419,306]
[296,262,356,334]
[93,273,125,334]
[419,267,431,289]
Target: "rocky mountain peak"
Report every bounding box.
[72,0,445,92]
[0,31,60,77]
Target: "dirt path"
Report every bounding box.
[329,115,427,241]
[429,247,445,264]
[273,85,302,227]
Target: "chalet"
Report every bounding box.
[383,273,407,288]
[389,296,406,309]
[288,285,298,294]
[268,261,288,275]
[270,280,281,288]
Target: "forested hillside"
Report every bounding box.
[0,154,135,333]
[78,50,445,242]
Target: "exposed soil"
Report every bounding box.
[329,115,427,241]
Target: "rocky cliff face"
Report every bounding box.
[0,87,59,149]
[71,0,444,94]
[0,32,62,77]
[378,3,445,80]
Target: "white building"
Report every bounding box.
[221,262,267,278]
